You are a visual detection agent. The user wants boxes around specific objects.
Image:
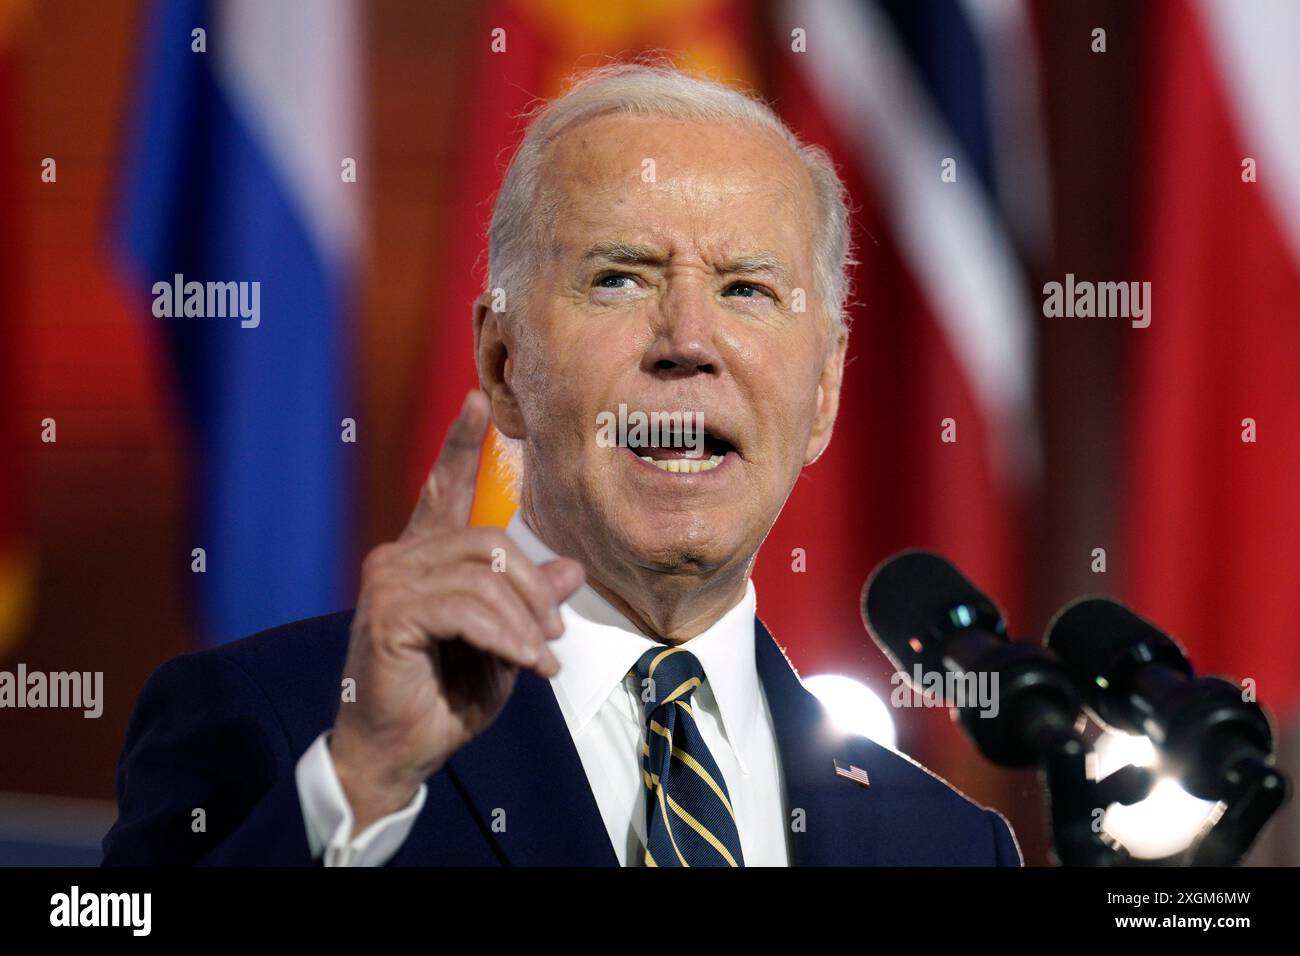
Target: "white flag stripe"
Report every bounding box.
[785,0,1039,483]
[215,0,363,268]
[1195,0,1300,270]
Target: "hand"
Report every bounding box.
[330,390,585,831]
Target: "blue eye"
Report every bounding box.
[724,282,769,299]
[595,273,635,289]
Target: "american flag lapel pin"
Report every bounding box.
[833,758,870,789]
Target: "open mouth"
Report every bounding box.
[624,429,738,474]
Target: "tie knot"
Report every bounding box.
[632,646,705,714]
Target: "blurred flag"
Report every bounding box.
[757,0,1043,742]
[0,0,32,658]
[1123,0,1300,719]
[407,0,758,527]
[116,0,362,644]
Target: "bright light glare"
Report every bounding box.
[1093,730,1219,859]
[803,674,897,751]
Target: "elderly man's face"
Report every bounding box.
[479,114,845,587]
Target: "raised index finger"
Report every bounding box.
[402,389,491,538]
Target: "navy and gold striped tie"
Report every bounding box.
[632,645,745,867]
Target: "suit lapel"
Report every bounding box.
[444,616,887,866]
[445,668,618,866]
[755,617,889,866]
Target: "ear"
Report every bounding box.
[803,332,848,466]
[472,292,527,439]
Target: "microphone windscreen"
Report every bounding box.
[862,550,999,668]
[1045,597,1189,691]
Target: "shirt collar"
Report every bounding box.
[504,511,761,774]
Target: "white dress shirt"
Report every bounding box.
[296,512,790,866]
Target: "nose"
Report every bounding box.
[641,286,723,379]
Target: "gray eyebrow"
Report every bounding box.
[580,240,669,267]
[717,252,792,286]
[581,241,792,285]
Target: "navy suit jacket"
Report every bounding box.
[102,610,1022,866]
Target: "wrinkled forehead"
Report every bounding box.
[538,114,819,266]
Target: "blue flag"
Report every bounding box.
[116,0,360,643]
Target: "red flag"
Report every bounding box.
[757,3,1037,781]
[758,59,1024,679]
[1123,0,1300,718]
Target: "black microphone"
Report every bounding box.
[1045,598,1284,805]
[862,550,1083,767]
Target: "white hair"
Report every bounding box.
[483,60,856,492]
[488,60,855,336]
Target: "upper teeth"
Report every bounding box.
[639,454,725,474]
